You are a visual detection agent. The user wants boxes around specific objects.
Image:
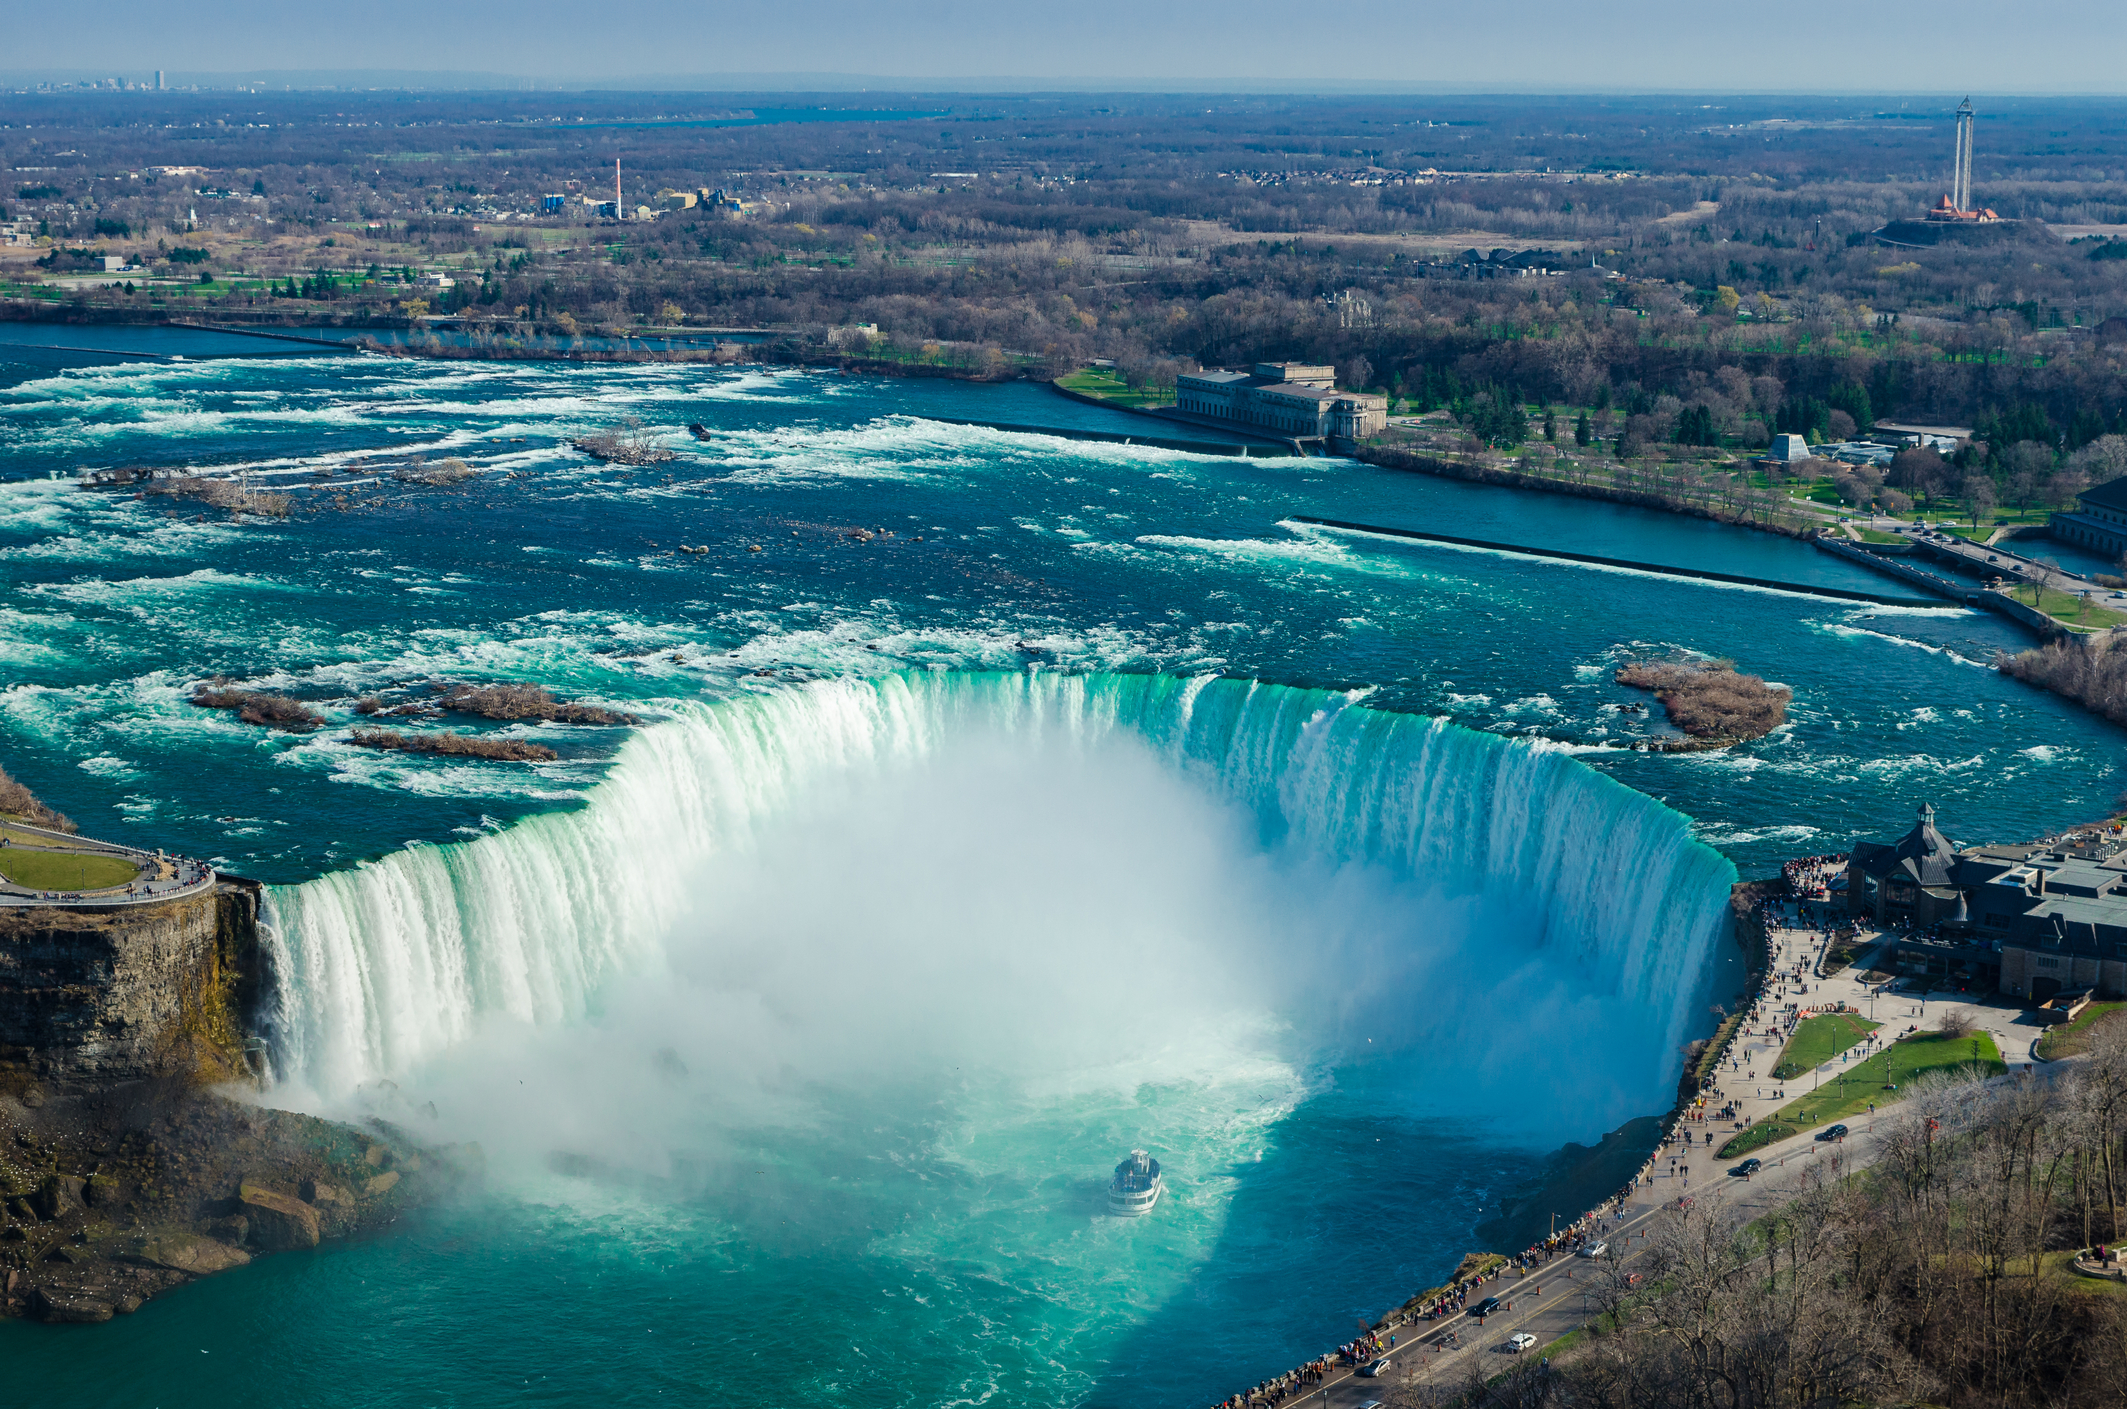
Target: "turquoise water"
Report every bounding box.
[1,337,2119,1406]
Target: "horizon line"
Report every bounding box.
[6,70,2127,100]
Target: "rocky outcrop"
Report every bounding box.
[237,1182,320,1251]
[0,883,262,1091]
[126,1231,251,1275]
[0,880,483,1325]
[1,1081,481,1323]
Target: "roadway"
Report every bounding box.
[1900,527,2127,609]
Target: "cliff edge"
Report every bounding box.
[0,882,263,1091]
[0,886,471,1323]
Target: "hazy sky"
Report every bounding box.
[9,0,2127,93]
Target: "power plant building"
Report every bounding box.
[1174,363,1388,444]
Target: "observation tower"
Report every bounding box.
[1924,99,1998,223]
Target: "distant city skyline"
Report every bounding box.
[5,0,2127,94]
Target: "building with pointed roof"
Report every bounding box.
[1846,805,2127,1001]
[1848,803,1961,924]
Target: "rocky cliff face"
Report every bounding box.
[0,884,261,1092]
[0,884,475,1324]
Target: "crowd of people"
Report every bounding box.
[1215,1353,1338,1407]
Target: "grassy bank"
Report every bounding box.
[1770,1012,1881,1080]
[0,848,138,891]
[1719,1030,2006,1158]
[2038,1003,2127,1060]
[1053,368,1174,409]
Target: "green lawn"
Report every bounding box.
[1054,368,1174,409]
[2002,585,2127,629]
[2038,1002,2127,1060]
[0,848,141,891]
[1718,1030,2006,1158]
[1770,1012,1882,1080]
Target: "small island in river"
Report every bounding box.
[1616,656,1791,751]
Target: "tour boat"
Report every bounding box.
[1108,1149,1163,1216]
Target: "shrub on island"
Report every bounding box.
[434,681,637,725]
[349,728,558,761]
[1616,656,1790,748]
[190,684,326,732]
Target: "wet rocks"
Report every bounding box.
[300,1179,357,1236]
[236,1183,320,1251]
[31,1175,85,1222]
[126,1232,251,1275]
[28,1285,113,1322]
[3,1086,471,1324]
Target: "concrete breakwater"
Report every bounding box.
[916,413,1286,458]
[1812,536,2070,639]
[1290,516,1943,608]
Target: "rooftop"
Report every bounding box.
[2078,476,2127,514]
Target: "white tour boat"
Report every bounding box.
[1108,1149,1163,1216]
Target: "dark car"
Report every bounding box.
[1471,1297,1503,1318]
[1817,1124,1849,1141]
[1732,1158,1762,1176]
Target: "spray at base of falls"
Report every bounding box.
[261,671,1737,1135]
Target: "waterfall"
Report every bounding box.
[263,672,1737,1120]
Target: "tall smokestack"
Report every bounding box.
[615,158,622,220]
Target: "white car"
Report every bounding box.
[1507,1332,1538,1353]
[1577,1241,1609,1258]
[1358,1357,1391,1377]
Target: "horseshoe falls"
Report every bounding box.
[5,345,2122,1407]
[261,671,1735,1116]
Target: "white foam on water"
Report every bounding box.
[1815,621,1990,666]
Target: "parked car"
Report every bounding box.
[1733,1158,1762,1176]
[1818,1124,1849,1141]
[1507,1332,1538,1353]
[1577,1241,1608,1258]
[1471,1296,1503,1318]
[1359,1358,1391,1377]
